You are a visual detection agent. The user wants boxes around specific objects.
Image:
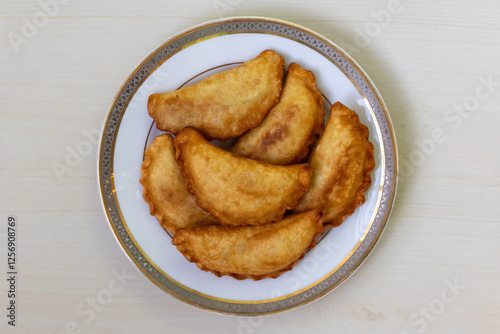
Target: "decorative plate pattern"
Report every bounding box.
[98,17,398,315]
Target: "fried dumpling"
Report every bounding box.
[172,210,324,280]
[293,102,375,227]
[147,50,285,140]
[230,62,324,165]
[139,134,218,234]
[174,127,312,226]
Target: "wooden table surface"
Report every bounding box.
[1,0,499,333]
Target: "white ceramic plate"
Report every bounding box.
[98,17,398,315]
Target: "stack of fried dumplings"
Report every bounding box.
[140,50,375,280]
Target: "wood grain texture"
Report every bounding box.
[1,0,499,333]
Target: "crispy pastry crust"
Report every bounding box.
[230,62,324,165]
[171,210,324,280]
[147,50,285,140]
[174,127,312,226]
[139,134,218,234]
[293,102,375,227]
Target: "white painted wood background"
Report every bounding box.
[1,0,499,333]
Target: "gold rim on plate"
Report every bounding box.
[97,16,398,316]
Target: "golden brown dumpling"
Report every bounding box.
[147,50,285,140]
[172,210,324,280]
[174,127,312,226]
[294,102,375,227]
[230,62,324,165]
[139,134,218,234]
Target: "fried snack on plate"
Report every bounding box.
[230,62,324,165]
[174,127,312,226]
[139,134,218,234]
[172,210,324,280]
[293,102,375,227]
[147,50,285,140]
